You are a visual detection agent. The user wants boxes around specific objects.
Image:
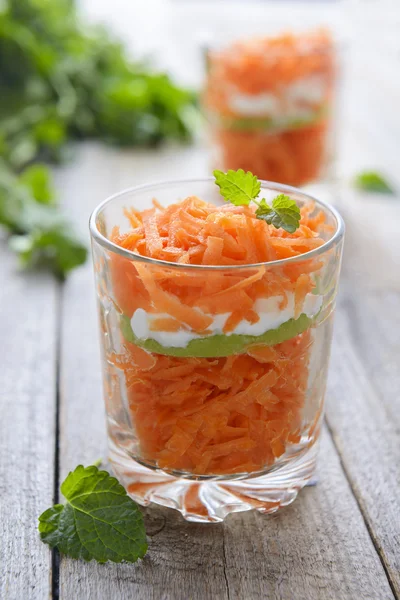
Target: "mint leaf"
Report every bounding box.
[254,198,273,217]
[214,168,261,206]
[354,171,394,194]
[256,193,301,233]
[38,504,92,562]
[38,465,148,563]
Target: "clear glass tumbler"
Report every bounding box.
[202,29,338,187]
[90,179,344,522]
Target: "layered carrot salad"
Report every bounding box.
[107,171,331,477]
[203,30,336,186]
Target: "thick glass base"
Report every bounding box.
[109,439,318,522]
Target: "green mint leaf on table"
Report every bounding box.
[255,193,301,234]
[214,169,300,233]
[38,465,148,564]
[213,169,261,206]
[354,171,394,194]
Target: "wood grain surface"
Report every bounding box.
[325,194,400,597]
[0,248,58,600]
[1,1,400,598]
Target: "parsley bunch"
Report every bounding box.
[0,0,196,166]
[0,0,197,277]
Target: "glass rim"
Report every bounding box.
[200,28,348,76]
[89,177,345,271]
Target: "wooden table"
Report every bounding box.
[1,2,400,599]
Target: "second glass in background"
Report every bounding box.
[202,28,339,187]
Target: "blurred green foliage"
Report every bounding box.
[353,171,394,195]
[0,159,87,278]
[0,0,197,277]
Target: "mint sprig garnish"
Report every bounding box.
[354,171,394,194]
[213,169,300,233]
[38,465,147,563]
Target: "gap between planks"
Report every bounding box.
[51,283,63,600]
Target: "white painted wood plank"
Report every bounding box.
[325,188,400,596]
[0,247,58,600]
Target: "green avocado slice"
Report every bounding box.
[119,313,313,358]
[213,104,328,133]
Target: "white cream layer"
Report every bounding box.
[228,75,327,120]
[130,292,322,349]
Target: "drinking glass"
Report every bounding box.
[202,29,339,187]
[90,179,344,522]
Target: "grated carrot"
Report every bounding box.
[110,329,313,475]
[105,194,329,475]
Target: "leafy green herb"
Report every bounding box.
[214,169,300,233]
[0,1,196,161]
[0,0,197,276]
[354,171,394,194]
[38,465,147,563]
[255,194,301,233]
[214,104,327,133]
[0,160,86,278]
[213,169,260,206]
